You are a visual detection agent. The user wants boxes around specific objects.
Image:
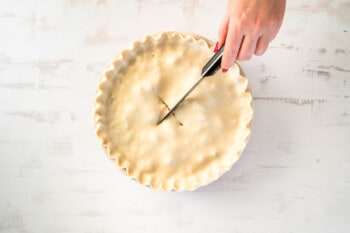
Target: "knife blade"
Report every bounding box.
[157,45,225,125]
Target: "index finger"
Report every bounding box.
[221,21,244,71]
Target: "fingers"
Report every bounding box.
[221,21,243,70]
[218,14,229,48]
[255,35,270,56]
[217,9,274,71]
[237,35,258,61]
[219,18,259,69]
[221,33,270,71]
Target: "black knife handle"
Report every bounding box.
[201,45,225,77]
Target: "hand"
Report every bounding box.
[217,0,286,72]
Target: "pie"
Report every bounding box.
[94,32,253,191]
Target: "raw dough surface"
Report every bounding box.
[95,32,253,191]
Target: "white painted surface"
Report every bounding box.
[0,0,349,232]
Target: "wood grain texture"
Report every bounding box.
[0,0,349,232]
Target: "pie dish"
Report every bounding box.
[94,32,253,191]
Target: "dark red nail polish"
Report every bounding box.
[214,42,219,53]
[222,68,228,73]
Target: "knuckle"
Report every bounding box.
[239,18,248,28]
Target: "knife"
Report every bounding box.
[157,45,225,125]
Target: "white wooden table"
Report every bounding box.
[1,0,349,232]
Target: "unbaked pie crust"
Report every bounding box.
[94,32,253,191]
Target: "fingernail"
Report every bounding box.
[222,68,228,73]
[213,42,219,53]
